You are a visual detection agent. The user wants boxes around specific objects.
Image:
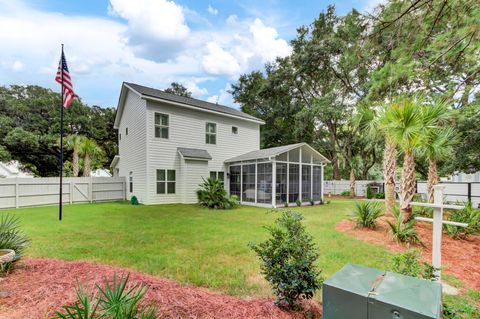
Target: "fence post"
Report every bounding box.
[89,176,93,203]
[15,178,19,208]
[69,179,73,204]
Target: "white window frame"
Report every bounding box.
[154,113,169,139]
[156,169,176,194]
[205,122,216,145]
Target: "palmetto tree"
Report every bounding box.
[64,135,86,177]
[79,138,104,177]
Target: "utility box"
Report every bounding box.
[323,263,442,319]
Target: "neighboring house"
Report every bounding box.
[0,161,34,178]
[91,168,112,177]
[111,82,329,207]
[445,171,480,183]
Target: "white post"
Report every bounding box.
[15,177,19,209]
[69,179,73,204]
[89,176,93,203]
[254,162,258,204]
[320,164,324,201]
[272,161,276,208]
[286,152,289,205]
[299,148,302,203]
[432,185,445,281]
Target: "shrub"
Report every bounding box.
[249,211,323,308]
[53,273,157,319]
[0,213,30,274]
[374,192,385,199]
[197,178,239,209]
[295,199,302,207]
[444,201,480,239]
[340,190,350,196]
[309,199,314,206]
[284,202,289,208]
[391,249,438,280]
[366,186,373,199]
[387,206,422,245]
[130,196,139,205]
[352,201,383,229]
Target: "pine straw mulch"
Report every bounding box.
[336,217,480,290]
[0,258,321,319]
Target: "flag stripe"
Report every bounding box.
[55,51,75,108]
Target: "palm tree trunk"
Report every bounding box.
[349,168,356,197]
[400,150,416,221]
[72,149,79,177]
[83,153,91,177]
[383,140,397,216]
[427,158,439,203]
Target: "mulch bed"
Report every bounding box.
[336,218,480,290]
[0,258,321,319]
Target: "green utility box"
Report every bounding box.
[323,263,442,319]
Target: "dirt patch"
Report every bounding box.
[337,218,480,290]
[0,258,321,319]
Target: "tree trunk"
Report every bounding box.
[383,140,397,216]
[72,149,79,177]
[83,153,91,177]
[400,150,416,221]
[349,168,356,197]
[427,158,439,203]
[332,156,341,180]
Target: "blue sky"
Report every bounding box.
[0,0,379,108]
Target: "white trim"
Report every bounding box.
[272,161,276,208]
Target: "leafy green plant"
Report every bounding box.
[374,192,385,199]
[284,202,289,208]
[387,206,422,245]
[295,199,302,207]
[391,249,438,280]
[53,273,157,319]
[130,196,139,205]
[340,190,351,196]
[309,199,314,206]
[197,178,238,209]
[366,186,373,199]
[444,201,480,239]
[249,211,323,308]
[352,201,383,229]
[0,213,30,273]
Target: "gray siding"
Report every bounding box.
[145,100,260,204]
[117,90,148,202]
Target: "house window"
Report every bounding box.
[229,166,241,198]
[155,113,169,139]
[156,169,176,194]
[242,164,255,202]
[210,171,224,181]
[129,172,133,193]
[232,126,238,134]
[126,127,128,135]
[288,164,299,202]
[206,122,216,144]
[257,163,272,204]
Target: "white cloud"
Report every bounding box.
[207,5,218,16]
[202,42,241,76]
[207,82,237,107]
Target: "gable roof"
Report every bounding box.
[114,82,264,128]
[177,147,212,160]
[224,142,330,163]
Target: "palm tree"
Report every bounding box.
[64,135,85,177]
[382,98,423,220]
[79,138,104,177]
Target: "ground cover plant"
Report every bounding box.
[0,213,30,274]
[444,201,480,240]
[352,201,383,229]
[387,206,422,245]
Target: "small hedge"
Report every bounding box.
[197,178,238,209]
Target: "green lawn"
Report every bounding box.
[7,200,479,314]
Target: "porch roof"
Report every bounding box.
[177,147,212,160]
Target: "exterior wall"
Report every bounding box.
[184,160,209,203]
[117,90,148,203]
[145,100,261,204]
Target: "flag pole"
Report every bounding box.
[59,43,64,221]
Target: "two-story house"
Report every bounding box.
[111,82,329,207]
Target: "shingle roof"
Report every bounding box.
[225,143,330,163]
[177,147,212,160]
[125,82,263,123]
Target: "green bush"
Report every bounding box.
[352,201,383,229]
[340,190,351,196]
[197,178,238,209]
[0,213,30,274]
[130,196,139,205]
[53,273,157,319]
[387,206,422,245]
[295,199,302,207]
[309,199,314,206]
[249,211,323,308]
[444,201,480,239]
[366,186,373,199]
[284,202,289,208]
[391,249,438,280]
[374,192,385,199]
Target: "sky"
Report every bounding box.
[0,0,381,108]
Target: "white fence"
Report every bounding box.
[324,180,480,207]
[0,177,126,209]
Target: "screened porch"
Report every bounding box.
[225,143,329,208]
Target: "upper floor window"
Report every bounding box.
[155,113,169,139]
[206,122,216,144]
[232,126,238,134]
[156,169,176,194]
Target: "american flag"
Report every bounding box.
[55,51,75,108]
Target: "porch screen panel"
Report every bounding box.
[276,163,287,205]
[302,165,311,202]
[229,166,241,198]
[257,163,272,204]
[289,164,299,202]
[313,166,321,201]
[242,164,256,202]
